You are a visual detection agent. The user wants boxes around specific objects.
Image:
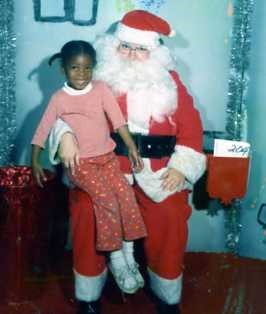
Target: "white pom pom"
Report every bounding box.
[169,30,176,38]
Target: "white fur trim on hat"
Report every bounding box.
[116,23,160,49]
[169,30,176,37]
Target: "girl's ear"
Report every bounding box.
[60,66,65,75]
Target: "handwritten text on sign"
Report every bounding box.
[214,139,250,158]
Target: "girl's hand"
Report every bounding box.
[59,132,80,175]
[116,125,144,172]
[160,168,185,191]
[32,161,47,188]
[128,148,144,173]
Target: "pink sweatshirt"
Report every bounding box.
[32,81,126,158]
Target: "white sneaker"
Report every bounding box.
[109,263,139,294]
[128,262,145,288]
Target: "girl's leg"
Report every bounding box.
[102,155,147,241]
[70,158,139,293]
[69,158,123,251]
[109,249,139,294]
[122,241,144,287]
[101,155,146,288]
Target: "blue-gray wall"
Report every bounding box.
[239,1,266,260]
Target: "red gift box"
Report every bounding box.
[0,166,56,302]
[206,155,250,205]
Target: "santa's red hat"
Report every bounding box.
[116,10,175,49]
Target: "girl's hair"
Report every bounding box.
[48,40,97,67]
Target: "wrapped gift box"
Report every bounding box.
[0,166,56,301]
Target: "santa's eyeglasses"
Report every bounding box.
[118,42,150,54]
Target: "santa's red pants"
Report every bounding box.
[69,185,191,304]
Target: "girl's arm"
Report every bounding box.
[101,83,143,171]
[116,125,143,172]
[31,95,59,186]
[58,132,80,174]
[48,118,79,174]
[31,144,47,187]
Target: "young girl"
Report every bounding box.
[31,40,147,294]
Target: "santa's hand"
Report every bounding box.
[160,168,185,191]
[59,132,80,175]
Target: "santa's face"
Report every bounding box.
[117,41,150,61]
[93,34,178,128]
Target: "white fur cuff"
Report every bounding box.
[134,165,187,203]
[167,145,206,184]
[48,118,74,165]
[74,268,107,302]
[148,268,182,304]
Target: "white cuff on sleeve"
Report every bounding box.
[134,161,187,203]
[48,118,74,165]
[167,145,206,184]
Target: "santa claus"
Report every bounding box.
[49,10,206,314]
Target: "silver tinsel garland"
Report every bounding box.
[224,0,254,253]
[226,0,253,141]
[0,0,16,166]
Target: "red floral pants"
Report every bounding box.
[68,152,147,251]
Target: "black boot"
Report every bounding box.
[156,300,181,314]
[77,300,101,314]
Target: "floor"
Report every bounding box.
[0,251,265,314]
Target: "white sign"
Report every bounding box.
[214,139,250,158]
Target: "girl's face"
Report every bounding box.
[63,54,94,90]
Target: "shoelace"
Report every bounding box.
[116,266,132,283]
[88,304,97,313]
[128,262,140,274]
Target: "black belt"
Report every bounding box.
[111,133,176,159]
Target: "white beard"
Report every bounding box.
[93,35,178,130]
